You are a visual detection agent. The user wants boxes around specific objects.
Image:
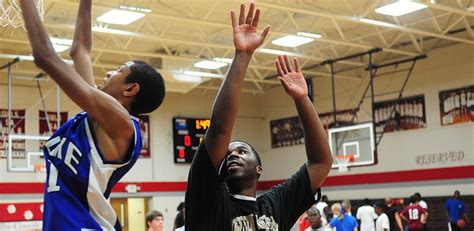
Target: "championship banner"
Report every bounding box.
[439,85,473,126]
[137,115,151,158]
[270,116,303,148]
[0,109,26,158]
[39,111,68,150]
[374,95,426,133]
[318,108,359,131]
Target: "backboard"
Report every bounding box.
[328,123,375,169]
[7,134,49,172]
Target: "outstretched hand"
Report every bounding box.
[230,3,270,54]
[275,55,308,100]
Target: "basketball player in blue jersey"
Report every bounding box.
[19,0,165,230]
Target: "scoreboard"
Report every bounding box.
[172,117,210,163]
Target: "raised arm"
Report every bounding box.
[204,2,270,169]
[69,0,95,86]
[20,0,133,161]
[275,55,333,193]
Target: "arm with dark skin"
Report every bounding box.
[69,0,95,86]
[19,0,133,161]
[204,2,270,169]
[275,56,333,193]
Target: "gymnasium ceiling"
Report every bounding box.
[0,0,473,94]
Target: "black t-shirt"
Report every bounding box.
[185,142,320,230]
[387,204,403,231]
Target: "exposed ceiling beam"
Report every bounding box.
[0,38,360,80]
[47,1,420,57]
[257,2,474,45]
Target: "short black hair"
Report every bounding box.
[363,198,371,205]
[146,210,163,228]
[232,140,262,166]
[125,60,165,116]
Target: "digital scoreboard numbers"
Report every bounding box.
[173,117,210,163]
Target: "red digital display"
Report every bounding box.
[173,118,210,163]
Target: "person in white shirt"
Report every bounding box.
[356,198,377,231]
[316,195,329,225]
[374,202,390,231]
[306,205,331,231]
[414,193,428,231]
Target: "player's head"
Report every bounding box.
[363,198,371,205]
[322,195,328,202]
[413,192,421,202]
[331,203,341,216]
[146,210,164,231]
[307,205,322,229]
[225,140,262,192]
[373,202,385,215]
[100,60,165,116]
[409,195,417,204]
[454,190,460,198]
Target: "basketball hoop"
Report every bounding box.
[335,154,354,173]
[1,0,44,29]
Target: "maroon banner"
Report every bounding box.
[39,111,68,150]
[137,115,151,158]
[439,85,474,126]
[0,109,26,159]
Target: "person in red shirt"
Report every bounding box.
[400,196,429,231]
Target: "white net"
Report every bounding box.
[335,156,350,173]
[0,0,44,29]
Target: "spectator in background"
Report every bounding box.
[400,196,428,231]
[298,211,311,231]
[174,202,185,230]
[329,201,358,231]
[306,205,331,231]
[413,193,427,231]
[357,198,377,231]
[316,195,330,225]
[342,200,353,216]
[386,198,404,231]
[146,210,164,231]
[374,202,390,231]
[445,190,469,231]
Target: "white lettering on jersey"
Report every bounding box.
[64,142,82,175]
[45,136,83,175]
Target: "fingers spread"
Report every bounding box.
[251,8,260,27]
[284,55,293,72]
[231,11,237,28]
[278,55,288,74]
[293,58,301,72]
[275,59,285,77]
[239,4,245,25]
[245,2,255,25]
[260,25,271,41]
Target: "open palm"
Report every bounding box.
[231,3,270,54]
[275,55,308,99]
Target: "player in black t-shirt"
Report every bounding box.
[185,2,333,231]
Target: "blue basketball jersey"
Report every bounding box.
[42,112,142,230]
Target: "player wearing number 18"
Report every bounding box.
[400,196,429,231]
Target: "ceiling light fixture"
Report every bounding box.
[271,35,314,47]
[97,9,145,25]
[119,5,152,13]
[375,1,427,17]
[213,58,233,63]
[50,37,73,53]
[193,60,228,69]
[297,32,322,39]
[359,18,399,28]
[258,48,300,56]
[183,71,224,78]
